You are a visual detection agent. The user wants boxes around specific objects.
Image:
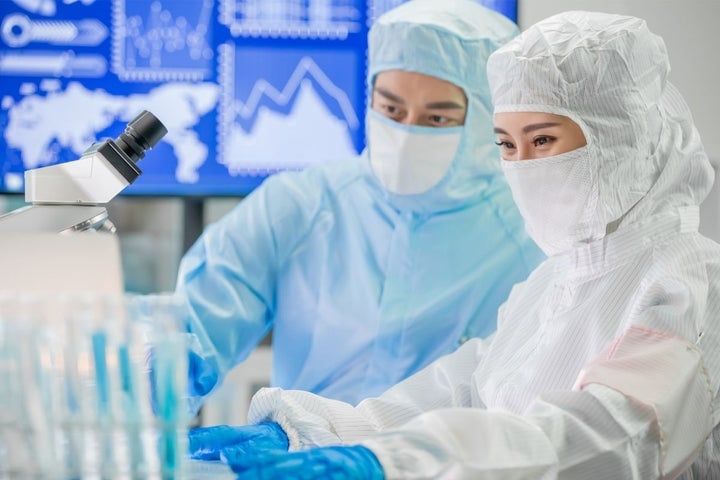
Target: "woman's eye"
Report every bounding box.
[533,136,553,147]
[495,140,515,150]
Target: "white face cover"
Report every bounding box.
[367,111,462,195]
[501,146,595,256]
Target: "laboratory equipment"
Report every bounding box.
[0,232,236,478]
[0,110,167,234]
[0,1,517,197]
[0,292,191,479]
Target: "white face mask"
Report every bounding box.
[501,146,597,256]
[367,111,462,195]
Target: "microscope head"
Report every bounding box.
[24,110,167,205]
[0,110,167,234]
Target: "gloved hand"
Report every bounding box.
[187,349,219,397]
[188,422,289,461]
[146,348,218,414]
[220,445,385,480]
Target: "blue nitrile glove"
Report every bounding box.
[147,348,218,413]
[188,422,289,461]
[220,445,385,480]
[188,350,218,397]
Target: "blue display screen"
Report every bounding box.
[0,0,517,196]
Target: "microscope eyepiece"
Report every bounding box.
[115,110,168,163]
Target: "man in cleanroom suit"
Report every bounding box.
[176,0,542,411]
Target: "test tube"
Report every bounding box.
[0,293,31,478]
[0,291,191,479]
[59,296,84,479]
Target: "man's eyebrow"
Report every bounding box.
[374,87,405,104]
[426,101,465,110]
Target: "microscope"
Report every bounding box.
[0,110,167,234]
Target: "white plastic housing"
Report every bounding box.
[24,149,130,205]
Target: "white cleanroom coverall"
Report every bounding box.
[247,11,720,479]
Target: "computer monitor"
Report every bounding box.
[0,0,518,197]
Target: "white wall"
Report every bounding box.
[106,197,185,293]
[519,0,720,240]
[204,198,242,226]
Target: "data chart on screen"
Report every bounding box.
[0,0,517,196]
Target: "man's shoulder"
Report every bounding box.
[248,156,368,218]
[263,156,366,194]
